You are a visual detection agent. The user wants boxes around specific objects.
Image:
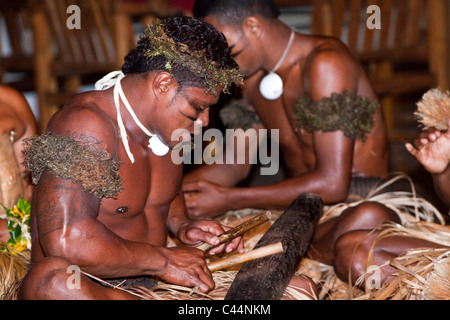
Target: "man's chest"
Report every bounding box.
[99,153,182,218]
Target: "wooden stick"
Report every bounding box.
[197,211,272,252]
[207,242,284,272]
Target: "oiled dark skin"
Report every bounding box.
[183,16,389,217]
[20,72,244,299]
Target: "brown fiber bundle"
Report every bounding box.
[357,248,449,300]
[22,133,123,199]
[415,88,450,131]
[0,247,30,299]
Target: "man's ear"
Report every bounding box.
[242,16,262,40]
[152,71,174,96]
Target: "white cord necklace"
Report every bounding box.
[95,71,170,163]
[259,29,295,100]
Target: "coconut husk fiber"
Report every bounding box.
[22,133,123,199]
[415,88,450,131]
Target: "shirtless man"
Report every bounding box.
[17,17,244,300]
[185,0,389,217]
[180,0,405,288]
[0,85,37,243]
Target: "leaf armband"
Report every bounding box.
[22,133,123,199]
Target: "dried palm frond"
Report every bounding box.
[293,174,448,300]
[319,266,364,300]
[415,88,450,131]
[351,217,450,300]
[321,173,446,225]
[110,267,321,301]
[374,221,450,248]
[119,271,237,300]
[357,248,449,300]
[0,247,30,299]
[283,281,318,300]
[424,255,450,300]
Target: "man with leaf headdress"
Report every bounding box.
[18,16,244,299]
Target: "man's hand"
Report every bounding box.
[183,180,232,219]
[154,246,215,293]
[405,119,450,174]
[177,218,245,256]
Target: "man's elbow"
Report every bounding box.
[229,162,252,182]
[321,181,349,204]
[40,233,89,266]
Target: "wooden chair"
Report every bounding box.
[32,0,128,132]
[32,0,173,133]
[311,0,450,137]
[0,0,35,92]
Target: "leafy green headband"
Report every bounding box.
[143,20,243,96]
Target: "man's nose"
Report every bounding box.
[197,108,210,127]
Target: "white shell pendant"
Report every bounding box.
[148,135,170,156]
[259,72,283,100]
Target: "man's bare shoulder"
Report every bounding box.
[306,36,357,71]
[302,36,361,99]
[46,91,118,155]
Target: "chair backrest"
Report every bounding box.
[0,0,34,73]
[38,0,127,74]
[311,0,429,63]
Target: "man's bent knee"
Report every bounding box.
[344,201,400,229]
[333,230,378,285]
[19,257,74,300]
[285,274,319,300]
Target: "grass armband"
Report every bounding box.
[293,91,379,141]
[22,133,123,199]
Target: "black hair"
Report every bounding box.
[193,0,280,27]
[122,16,238,90]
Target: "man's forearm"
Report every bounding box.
[183,124,263,188]
[228,171,349,210]
[183,162,251,188]
[43,219,168,279]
